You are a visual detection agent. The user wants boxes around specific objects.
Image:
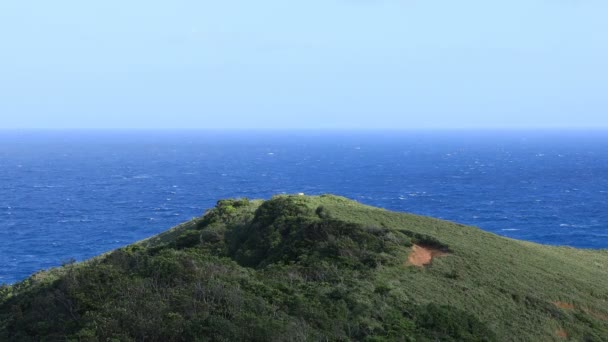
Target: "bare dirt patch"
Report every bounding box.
[553,302,608,322]
[406,244,449,267]
[556,328,568,339]
[583,308,608,322]
[553,302,575,310]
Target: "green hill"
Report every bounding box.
[2,195,608,341]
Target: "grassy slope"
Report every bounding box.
[1,195,607,341]
[312,196,608,337]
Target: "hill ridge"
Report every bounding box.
[1,194,607,341]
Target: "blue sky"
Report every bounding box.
[0,1,606,129]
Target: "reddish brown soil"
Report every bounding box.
[556,328,568,339]
[553,302,575,310]
[583,308,608,321]
[554,302,608,322]
[407,244,448,267]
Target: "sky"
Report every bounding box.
[0,1,607,130]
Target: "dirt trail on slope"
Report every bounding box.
[556,328,568,339]
[553,302,575,310]
[407,244,449,267]
[553,302,608,322]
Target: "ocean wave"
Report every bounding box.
[3,134,608,284]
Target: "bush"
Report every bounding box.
[174,231,201,249]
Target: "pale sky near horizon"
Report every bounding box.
[0,1,607,130]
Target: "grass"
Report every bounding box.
[1,194,607,341]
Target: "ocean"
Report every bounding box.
[1,130,607,284]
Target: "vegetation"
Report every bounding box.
[1,194,608,341]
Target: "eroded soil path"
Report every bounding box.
[407,244,449,267]
[556,328,568,339]
[553,302,575,310]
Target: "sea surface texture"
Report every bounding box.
[1,131,607,284]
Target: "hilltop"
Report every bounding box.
[1,195,608,341]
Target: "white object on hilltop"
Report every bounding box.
[297,193,305,196]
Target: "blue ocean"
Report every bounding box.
[1,130,607,284]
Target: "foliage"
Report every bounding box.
[1,194,607,341]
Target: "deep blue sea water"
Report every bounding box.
[1,130,607,284]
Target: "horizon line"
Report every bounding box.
[2,127,608,132]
